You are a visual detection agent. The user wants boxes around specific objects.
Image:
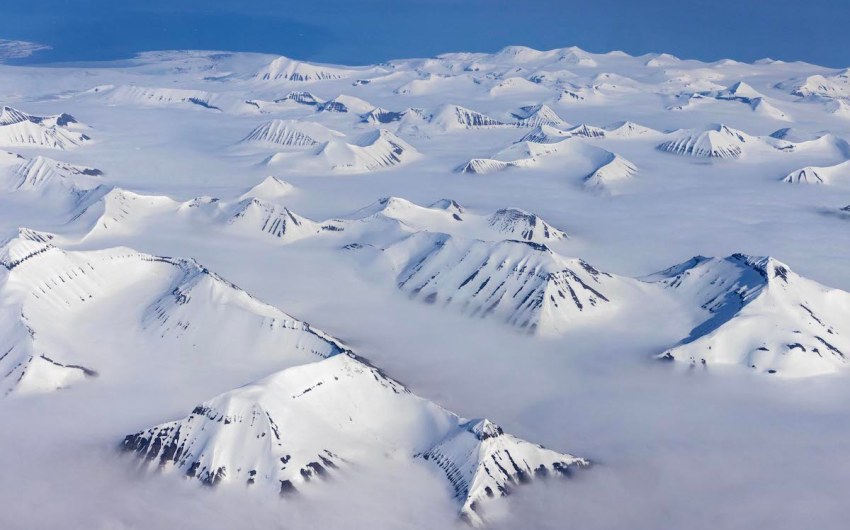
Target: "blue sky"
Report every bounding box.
[4,0,849,67]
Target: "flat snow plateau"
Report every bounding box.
[1,46,850,530]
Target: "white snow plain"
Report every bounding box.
[1,45,850,529]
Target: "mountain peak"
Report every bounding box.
[487,208,568,242]
[729,253,792,284]
[512,104,568,127]
[464,418,504,440]
[429,198,464,214]
[0,228,55,270]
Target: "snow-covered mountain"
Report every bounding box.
[428,104,507,130]
[603,121,661,138]
[518,124,573,144]
[316,94,375,114]
[240,119,344,148]
[122,353,588,525]
[0,106,91,150]
[0,230,345,395]
[511,104,568,127]
[69,190,571,250]
[384,232,633,334]
[253,57,361,82]
[684,81,790,120]
[458,141,561,174]
[361,106,417,124]
[239,176,295,202]
[657,124,792,159]
[0,150,105,209]
[782,160,850,185]
[486,207,568,242]
[274,90,322,106]
[648,254,850,377]
[564,123,607,138]
[311,129,419,172]
[458,135,629,179]
[582,153,637,194]
[777,69,850,101]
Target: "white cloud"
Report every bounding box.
[0,38,51,61]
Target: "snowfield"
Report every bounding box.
[1,45,850,530]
